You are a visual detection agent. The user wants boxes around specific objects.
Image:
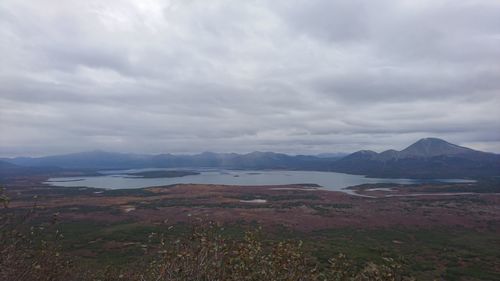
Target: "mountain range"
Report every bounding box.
[1,138,499,179]
[330,138,500,178]
[1,151,338,171]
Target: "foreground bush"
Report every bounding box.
[139,223,412,281]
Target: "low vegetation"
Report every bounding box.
[3,182,500,280]
[0,188,412,281]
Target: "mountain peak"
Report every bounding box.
[400,137,473,158]
[415,137,449,144]
[356,150,378,155]
[342,150,378,161]
[332,138,500,178]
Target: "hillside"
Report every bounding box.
[2,138,499,179]
[331,138,500,178]
[3,151,340,171]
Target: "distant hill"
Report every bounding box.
[2,138,499,179]
[151,152,334,170]
[5,151,153,170]
[3,151,338,171]
[0,160,67,181]
[315,152,348,158]
[331,138,500,178]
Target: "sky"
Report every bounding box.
[1,0,500,157]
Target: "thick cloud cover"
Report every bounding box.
[1,0,499,156]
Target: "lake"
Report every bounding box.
[44,169,475,194]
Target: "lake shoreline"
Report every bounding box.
[44,168,475,195]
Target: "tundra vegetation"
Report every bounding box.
[0,190,410,281]
[1,178,499,280]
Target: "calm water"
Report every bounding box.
[44,169,475,194]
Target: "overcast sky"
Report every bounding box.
[1,0,499,157]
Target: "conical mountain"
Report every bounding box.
[332,138,500,178]
[398,138,474,158]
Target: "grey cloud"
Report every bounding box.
[1,0,500,156]
[271,0,371,42]
[312,67,500,103]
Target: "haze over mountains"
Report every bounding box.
[1,151,337,171]
[2,138,499,179]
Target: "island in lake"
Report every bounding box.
[125,170,200,178]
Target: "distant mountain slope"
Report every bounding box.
[0,160,66,181]
[6,151,154,170]
[331,138,500,178]
[2,138,499,179]
[3,151,338,171]
[150,151,338,170]
[397,138,476,158]
[315,152,348,158]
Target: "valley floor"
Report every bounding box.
[2,177,500,280]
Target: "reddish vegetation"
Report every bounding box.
[6,181,500,232]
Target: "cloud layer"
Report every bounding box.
[1,0,499,156]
